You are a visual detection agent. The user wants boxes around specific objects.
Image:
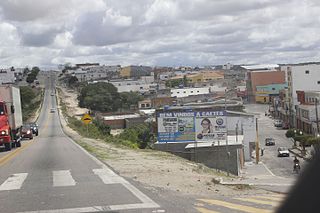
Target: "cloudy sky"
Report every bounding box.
[0,0,319,68]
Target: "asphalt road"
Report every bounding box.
[0,74,193,213]
[244,104,307,178]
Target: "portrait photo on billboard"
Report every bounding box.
[195,117,216,141]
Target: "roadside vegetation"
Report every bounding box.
[26,66,40,84]
[78,82,142,112]
[285,128,320,154]
[57,88,154,149]
[20,86,44,122]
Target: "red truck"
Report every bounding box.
[0,85,23,151]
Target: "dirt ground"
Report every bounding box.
[57,86,269,198]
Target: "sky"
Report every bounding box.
[0,0,319,69]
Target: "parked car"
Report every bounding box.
[265,137,275,146]
[27,123,39,136]
[277,147,290,157]
[50,108,56,113]
[21,125,33,140]
[274,120,283,127]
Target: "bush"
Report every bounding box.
[285,129,295,138]
[93,119,111,135]
[118,124,154,149]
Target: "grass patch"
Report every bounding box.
[57,87,141,150]
[22,88,44,122]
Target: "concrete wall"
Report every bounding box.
[154,142,242,175]
[227,115,256,162]
[187,144,242,176]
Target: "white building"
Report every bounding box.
[71,65,120,82]
[109,78,157,93]
[170,87,210,98]
[0,69,15,84]
[282,64,320,106]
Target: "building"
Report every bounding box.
[70,65,120,82]
[169,71,224,84]
[281,63,320,127]
[120,65,153,78]
[170,87,210,98]
[108,78,157,94]
[255,83,287,103]
[75,63,100,68]
[0,69,16,84]
[246,70,286,103]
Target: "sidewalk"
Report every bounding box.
[289,146,313,161]
[219,161,296,193]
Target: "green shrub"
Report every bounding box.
[285,129,295,138]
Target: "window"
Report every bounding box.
[318,81,320,84]
[141,104,145,108]
[177,92,180,94]
[140,87,143,89]
[191,91,193,93]
[272,88,275,90]
[146,103,150,107]
[183,91,186,93]
[305,70,309,74]
[197,91,199,93]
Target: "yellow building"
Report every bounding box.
[120,65,153,78]
[120,66,131,78]
[170,71,224,84]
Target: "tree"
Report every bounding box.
[26,74,36,83]
[20,86,36,108]
[67,76,78,87]
[78,82,121,112]
[120,92,143,110]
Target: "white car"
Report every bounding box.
[50,108,56,113]
[277,147,290,157]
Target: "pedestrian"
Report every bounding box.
[261,148,265,156]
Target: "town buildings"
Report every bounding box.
[246,69,286,103]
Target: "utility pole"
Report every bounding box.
[255,117,260,164]
[224,89,229,176]
[316,98,319,135]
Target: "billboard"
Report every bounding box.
[194,111,226,142]
[157,111,226,143]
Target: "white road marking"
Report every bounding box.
[53,170,76,187]
[0,173,28,191]
[18,203,160,213]
[261,162,276,176]
[55,108,160,210]
[93,168,123,184]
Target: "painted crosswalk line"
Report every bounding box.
[0,173,28,191]
[195,194,286,213]
[53,170,76,187]
[198,198,272,213]
[93,168,124,184]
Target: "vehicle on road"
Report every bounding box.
[50,108,56,113]
[0,85,23,150]
[21,125,33,140]
[27,123,39,136]
[265,137,275,146]
[51,93,54,96]
[274,120,283,127]
[278,147,290,157]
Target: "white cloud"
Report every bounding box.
[0,0,319,67]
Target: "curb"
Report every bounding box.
[288,148,308,160]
